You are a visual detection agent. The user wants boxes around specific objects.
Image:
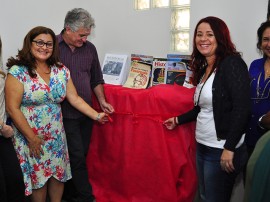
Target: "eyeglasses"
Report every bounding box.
[32,40,53,49]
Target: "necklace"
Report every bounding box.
[194,72,213,106]
[256,72,270,99]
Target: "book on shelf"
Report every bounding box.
[102,54,128,85]
[165,54,193,88]
[123,61,152,89]
[150,58,167,87]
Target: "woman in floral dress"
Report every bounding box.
[5,26,109,202]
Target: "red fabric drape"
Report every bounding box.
[87,84,197,202]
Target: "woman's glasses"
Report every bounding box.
[32,40,53,49]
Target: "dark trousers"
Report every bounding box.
[196,143,248,202]
[63,117,94,202]
[0,136,29,202]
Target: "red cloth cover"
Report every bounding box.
[87,84,197,202]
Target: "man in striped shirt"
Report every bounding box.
[57,8,114,202]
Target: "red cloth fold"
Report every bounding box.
[87,84,197,202]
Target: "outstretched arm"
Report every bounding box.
[66,78,108,123]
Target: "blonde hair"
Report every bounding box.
[0,36,5,78]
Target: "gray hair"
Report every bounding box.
[64,8,95,32]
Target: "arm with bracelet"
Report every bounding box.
[66,77,109,124]
[163,106,200,130]
[258,111,270,130]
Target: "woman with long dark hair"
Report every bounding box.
[5,26,109,202]
[164,16,250,202]
[245,21,270,163]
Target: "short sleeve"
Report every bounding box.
[63,65,70,81]
[8,65,27,83]
[59,65,70,83]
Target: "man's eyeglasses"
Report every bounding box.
[32,40,53,49]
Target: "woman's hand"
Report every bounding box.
[0,124,14,138]
[220,149,235,173]
[95,112,111,124]
[163,117,177,130]
[28,136,44,159]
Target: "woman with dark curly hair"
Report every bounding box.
[245,20,270,163]
[5,26,109,202]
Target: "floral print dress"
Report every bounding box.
[9,65,72,195]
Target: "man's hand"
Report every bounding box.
[100,100,114,114]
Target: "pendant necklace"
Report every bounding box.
[194,72,213,106]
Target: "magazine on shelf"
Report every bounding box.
[123,61,152,89]
[166,54,193,88]
[102,54,128,85]
[165,69,186,85]
[150,58,167,87]
[131,53,154,66]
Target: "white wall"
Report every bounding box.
[190,0,268,66]
[0,0,171,67]
[1,0,267,68]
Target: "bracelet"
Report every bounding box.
[96,113,101,121]
[258,114,266,129]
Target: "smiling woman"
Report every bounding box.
[5,27,72,202]
[4,26,109,202]
[164,16,250,202]
[244,21,270,187]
